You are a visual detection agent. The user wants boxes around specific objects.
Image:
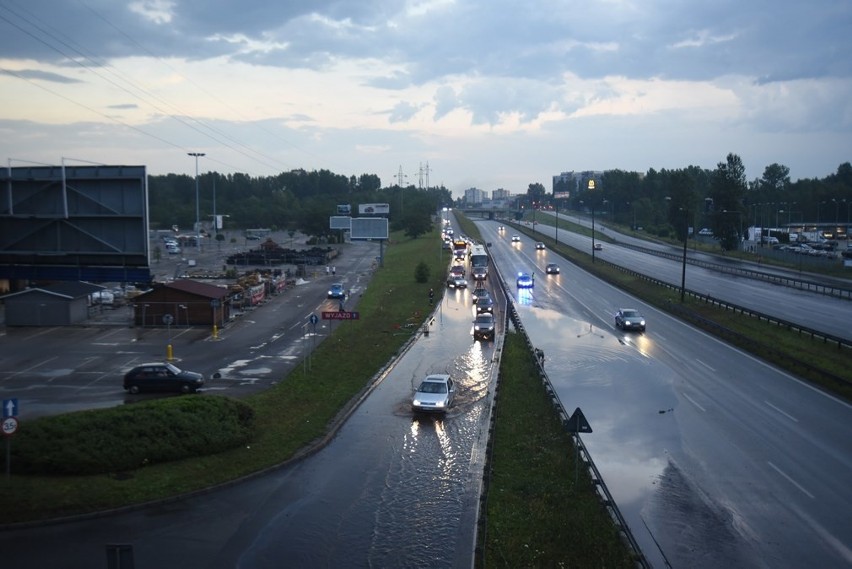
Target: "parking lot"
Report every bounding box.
[0,236,382,420]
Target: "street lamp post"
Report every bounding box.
[666,196,688,302]
[554,199,559,244]
[587,179,597,262]
[188,152,205,251]
[722,210,742,250]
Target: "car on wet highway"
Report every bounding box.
[123,362,205,394]
[516,272,534,288]
[545,263,560,274]
[447,275,468,289]
[475,294,495,314]
[411,374,456,413]
[473,313,496,341]
[615,308,646,332]
[535,242,545,250]
[593,242,603,251]
[511,235,521,243]
[471,286,489,302]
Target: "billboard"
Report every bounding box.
[554,191,571,199]
[358,203,390,215]
[329,216,351,230]
[337,204,351,215]
[351,217,389,239]
[0,164,151,282]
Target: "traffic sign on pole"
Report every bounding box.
[321,311,360,320]
[3,398,18,418]
[566,407,592,433]
[2,416,19,436]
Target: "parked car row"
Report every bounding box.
[773,243,838,257]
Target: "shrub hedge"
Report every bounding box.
[4,396,256,475]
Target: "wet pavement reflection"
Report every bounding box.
[225,289,497,567]
[514,303,761,569]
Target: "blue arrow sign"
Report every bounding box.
[309,314,319,325]
[3,398,18,418]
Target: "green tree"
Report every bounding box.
[527,182,547,206]
[760,163,791,192]
[414,261,430,283]
[402,210,433,239]
[710,153,748,250]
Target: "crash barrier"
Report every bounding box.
[474,255,650,568]
[588,255,852,358]
[507,223,851,352]
[617,241,852,300]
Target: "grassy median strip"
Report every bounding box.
[479,332,635,567]
[0,229,448,524]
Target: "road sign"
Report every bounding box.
[2,416,19,436]
[321,311,360,320]
[566,407,592,433]
[163,314,174,325]
[2,398,18,418]
[309,314,319,325]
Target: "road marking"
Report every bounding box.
[696,358,716,372]
[764,400,799,422]
[682,392,706,412]
[767,461,814,499]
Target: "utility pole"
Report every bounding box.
[188,152,205,251]
[395,166,408,216]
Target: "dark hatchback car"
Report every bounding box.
[123,362,205,394]
[614,308,646,332]
[475,295,495,314]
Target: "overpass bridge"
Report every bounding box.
[458,207,521,220]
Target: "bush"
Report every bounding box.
[4,397,256,475]
[414,260,430,283]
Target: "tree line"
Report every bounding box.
[537,156,852,250]
[148,169,453,240]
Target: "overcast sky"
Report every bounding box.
[1,0,850,197]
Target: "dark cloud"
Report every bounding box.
[0,67,80,83]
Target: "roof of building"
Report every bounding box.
[133,279,229,300]
[0,281,105,301]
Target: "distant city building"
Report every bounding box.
[552,171,602,196]
[463,187,487,205]
[491,188,512,201]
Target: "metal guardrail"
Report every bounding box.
[504,296,650,568]
[473,249,651,568]
[619,242,852,300]
[591,255,852,353]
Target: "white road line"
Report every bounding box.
[764,400,799,423]
[767,461,814,499]
[682,392,706,412]
[696,358,716,372]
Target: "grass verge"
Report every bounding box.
[478,333,636,568]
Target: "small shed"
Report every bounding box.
[131,279,230,327]
[1,281,105,326]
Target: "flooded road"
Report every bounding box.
[216,290,498,568]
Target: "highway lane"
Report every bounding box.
[517,214,852,342]
[481,221,852,569]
